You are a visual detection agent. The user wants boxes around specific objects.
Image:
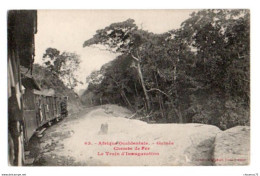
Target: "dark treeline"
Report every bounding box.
[32,64,82,112]
[31,46,84,113]
[81,10,250,130]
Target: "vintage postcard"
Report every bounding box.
[7,9,250,166]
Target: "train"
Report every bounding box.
[8,10,68,166]
[22,76,68,139]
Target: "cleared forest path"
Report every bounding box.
[29,105,249,166]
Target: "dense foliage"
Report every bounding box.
[33,64,82,113]
[81,10,250,130]
[43,48,83,90]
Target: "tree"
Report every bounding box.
[180,10,249,97]
[83,19,165,111]
[43,48,83,90]
[178,9,250,128]
[83,19,197,121]
[81,10,250,128]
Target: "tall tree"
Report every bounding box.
[81,10,250,128]
[43,48,83,90]
[178,9,250,128]
[83,19,155,111]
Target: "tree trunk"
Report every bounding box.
[177,106,183,123]
[136,61,151,110]
[100,97,102,105]
[121,90,133,109]
[173,56,183,123]
[154,72,165,120]
[134,82,138,96]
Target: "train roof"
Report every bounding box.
[8,10,37,69]
[33,89,55,96]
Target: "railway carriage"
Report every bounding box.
[21,76,41,141]
[21,77,68,142]
[8,10,68,166]
[8,10,38,166]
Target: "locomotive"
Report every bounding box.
[8,10,68,166]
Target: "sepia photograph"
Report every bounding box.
[7,9,250,167]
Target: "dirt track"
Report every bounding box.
[27,105,249,166]
[27,106,99,166]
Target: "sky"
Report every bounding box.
[35,10,195,93]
